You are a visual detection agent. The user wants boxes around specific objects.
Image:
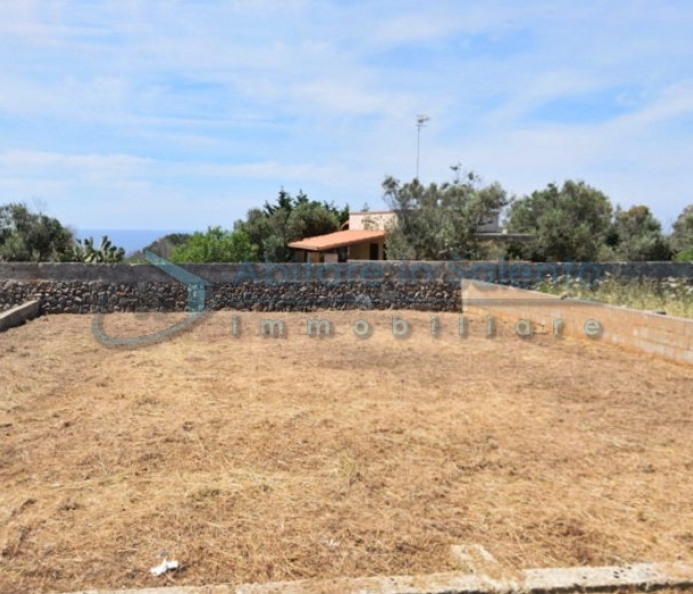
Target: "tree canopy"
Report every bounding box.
[506,180,614,261]
[382,169,508,260]
[671,204,693,261]
[0,202,128,263]
[0,202,74,262]
[234,188,348,262]
[2,187,688,265]
[605,205,672,261]
[169,227,256,263]
[127,189,348,264]
[134,233,192,260]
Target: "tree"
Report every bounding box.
[506,180,613,261]
[670,204,693,261]
[606,205,671,261]
[169,227,256,263]
[132,233,192,260]
[0,202,74,262]
[236,207,274,261]
[234,188,347,262]
[287,201,340,241]
[382,169,508,260]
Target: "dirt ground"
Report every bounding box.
[1,308,693,593]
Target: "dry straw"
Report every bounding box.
[1,310,692,592]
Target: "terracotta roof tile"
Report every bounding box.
[288,230,386,251]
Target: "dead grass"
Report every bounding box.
[1,309,693,593]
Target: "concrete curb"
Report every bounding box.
[237,563,693,593]
[0,299,40,333]
[68,561,693,594]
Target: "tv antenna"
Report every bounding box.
[416,114,430,180]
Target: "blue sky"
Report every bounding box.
[1,0,692,237]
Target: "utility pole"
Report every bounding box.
[416,114,430,180]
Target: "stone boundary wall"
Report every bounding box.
[1,260,692,315]
[462,280,693,365]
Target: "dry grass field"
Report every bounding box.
[1,308,693,593]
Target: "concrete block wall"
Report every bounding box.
[462,280,693,365]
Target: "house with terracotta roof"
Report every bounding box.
[288,209,532,262]
[288,229,386,263]
[288,210,392,263]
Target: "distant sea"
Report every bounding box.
[75,229,193,256]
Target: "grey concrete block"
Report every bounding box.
[0,299,40,332]
[521,562,693,592]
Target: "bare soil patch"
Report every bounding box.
[1,309,692,593]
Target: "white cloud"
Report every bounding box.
[0,149,150,168]
[0,0,691,230]
[194,160,342,183]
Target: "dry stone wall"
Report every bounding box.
[1,261,691,314]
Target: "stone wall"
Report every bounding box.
[0,262,460,313]
[1,260,691,314]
